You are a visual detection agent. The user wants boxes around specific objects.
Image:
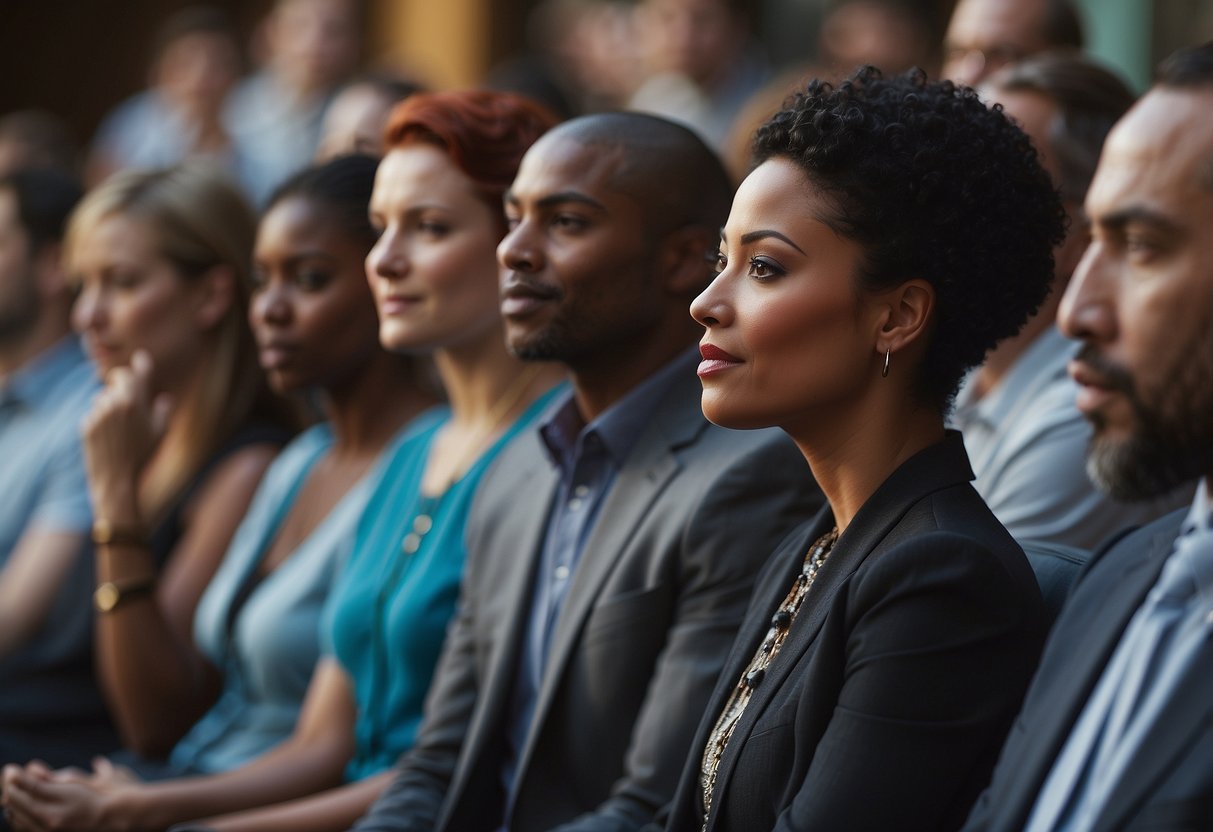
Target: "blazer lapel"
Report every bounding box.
[516,372,707,774]
[996,526,1175,827]
[706,433,978,821]
[460,445,559,771]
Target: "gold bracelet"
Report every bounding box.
[92,518,146,548]
[94,577,156,613]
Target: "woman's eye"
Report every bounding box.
[708,251,727,274]
[296,269,330,290]
[110,272,141,290]
[248,269,268,292]
[748,257,785,281]
[418,221,450,237]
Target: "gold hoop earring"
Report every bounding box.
[882,349,890,378]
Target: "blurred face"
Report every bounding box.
[639,0,738,87]
[251,196,381,393]
[157,31,241,117]
[1059,88,1213,499]
[316,84,396,160]
[271,0,360,93]
[366,144,503,354]
[498,133,661,369]
[944,0,1049,87]
[0,188,38,344]
[821,1,933,77]
[71,214,208,389]
[690,157,874,432]
[991,86,1092,293]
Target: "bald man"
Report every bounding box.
[350,114,821,832]
[943,0,1083,87]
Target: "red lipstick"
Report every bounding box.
[698,343,742,377]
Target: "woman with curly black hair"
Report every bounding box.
[660,67,1067,831]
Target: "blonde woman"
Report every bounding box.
[68,165,295,758]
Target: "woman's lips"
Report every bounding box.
[698,342,743,377]
[378,294,422,316]
[258,342,297,370]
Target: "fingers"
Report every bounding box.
[1,773,48,832]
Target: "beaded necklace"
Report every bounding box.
[699,525,840,830]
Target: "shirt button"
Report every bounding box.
[573,485,589,498]
[402,533,421,554]
[554,565,570,580]
[568,498,583,510]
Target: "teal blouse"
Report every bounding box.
[325,386,564,781]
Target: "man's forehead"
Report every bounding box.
[949,0,1045,45]
[1101,89,1213,191]
[512,133,632,202]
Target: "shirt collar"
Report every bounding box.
[1183,479,1212,536]
[539,347,699,469]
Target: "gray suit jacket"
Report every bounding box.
[351,367,822,832]
[964,506,1213,831]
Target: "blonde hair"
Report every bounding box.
[66,163,280,519]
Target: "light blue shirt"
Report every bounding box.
[169,423,398,774]
[0,337,107,757]
[953,326,1188,550]
[500,349,699,807]
[0,337,96,552]
[1026,480,1213,831]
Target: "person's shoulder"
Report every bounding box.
[1083,506,1190,580]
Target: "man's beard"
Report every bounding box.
[1080,343,1213,501]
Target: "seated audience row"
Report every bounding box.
[3,36,1213,832]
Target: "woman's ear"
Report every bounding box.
[875,278,935,356]
[193,264,237,331]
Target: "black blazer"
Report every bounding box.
[963,506,1213,831]
[662,432,1048,832]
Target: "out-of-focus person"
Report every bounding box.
[819,0,942,79]
[68,164,295,762]
[314,74,423,161]
[628,0,770,151]
[0,111,80,177]
[0,168,99,768]
[0,92,563,832]
[87,6,244,186]
[943,0,1084,87]
[961,40,1213,832]
[226,0,362,204]
[955,53,1188,569]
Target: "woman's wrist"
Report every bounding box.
[92,518,148,549]
[89,482,142,529]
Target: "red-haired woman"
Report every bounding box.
[1,91,562,832]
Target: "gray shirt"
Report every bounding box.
[953,326,1186,550]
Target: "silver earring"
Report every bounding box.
[882,349,890,378]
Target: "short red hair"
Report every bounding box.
[383,89,559,225]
